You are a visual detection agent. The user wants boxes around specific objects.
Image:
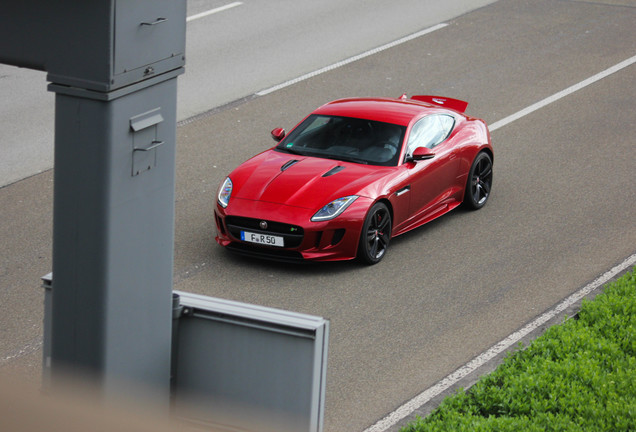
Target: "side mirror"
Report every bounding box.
[271,127,286,142]
[410,146,435,161]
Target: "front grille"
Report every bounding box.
[225,216,304,248]
[227,243,304,262]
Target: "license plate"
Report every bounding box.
[240,230,284,247]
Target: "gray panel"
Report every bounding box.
[114,0,185,75]
[131,108,164,176]
[173,292,329,432]
[0,0,185,92]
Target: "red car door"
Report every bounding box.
[403,114,460,221]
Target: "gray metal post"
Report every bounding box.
[49,73,181,402]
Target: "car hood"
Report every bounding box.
[231,150,395,209]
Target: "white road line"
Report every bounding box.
[0,339,42,365]
[363,253,636,432]
[256,23,449,96]
[489,54,636,132]
[186,1,243,22]
[364,54,636,432]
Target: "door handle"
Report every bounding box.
[134,140,164,152]
[140,17,167,26]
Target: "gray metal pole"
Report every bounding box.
[48,71,181,402]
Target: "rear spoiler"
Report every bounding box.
[400,94,469,113]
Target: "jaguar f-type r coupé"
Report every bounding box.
[214,94,493,264]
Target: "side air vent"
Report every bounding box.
[322,165,345,177]
[281,160,299,171]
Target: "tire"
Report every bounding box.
[358,202,392,265]
[464,151,493,210]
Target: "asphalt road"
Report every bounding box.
[1,1,635,432]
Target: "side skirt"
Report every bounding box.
[392,199,462,237]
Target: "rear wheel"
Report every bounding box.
[464,152,493,210]
[358,202,392,265]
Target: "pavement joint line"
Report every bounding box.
[255,23,449,97]
[362,252,636,432]
[489,54,636,132]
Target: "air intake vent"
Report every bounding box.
[281,160,299,171]
[322,166,345,177]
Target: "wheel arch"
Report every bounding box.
[479,146,494,165]
[376,197,394,226]
[356,198,393,265]
[463,148,493,210]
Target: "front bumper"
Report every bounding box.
[214,197,372,262]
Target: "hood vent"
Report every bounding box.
[322,165,345,177]
[280,159,299,172]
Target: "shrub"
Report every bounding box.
[402,271,635,432]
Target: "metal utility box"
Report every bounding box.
[113,0,185,79]
[0,0,186,91]
[172,291,329,432]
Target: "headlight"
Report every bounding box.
[218,177,233,208]
[311,196,358,221]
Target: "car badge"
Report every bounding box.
[432,98,446,105]
[260,221,268,230]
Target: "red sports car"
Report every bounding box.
[214,94,493,264]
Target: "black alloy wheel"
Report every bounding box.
[465,151,493,210]
[358,202,392,265]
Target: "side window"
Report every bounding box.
[406,114,455,156]
[437,115,455,143]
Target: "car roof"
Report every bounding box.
[311,97,443,126]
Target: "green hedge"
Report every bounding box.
[402,270,635,432]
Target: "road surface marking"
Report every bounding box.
[187,2,243,22]
[364,55,636,432]
[489,54,636,132]
[256,24,449,96]
[363,252,636,432]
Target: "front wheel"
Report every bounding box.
[358,202,392,265]
[464,151,493,210]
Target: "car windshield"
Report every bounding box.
[275,115,406,166]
